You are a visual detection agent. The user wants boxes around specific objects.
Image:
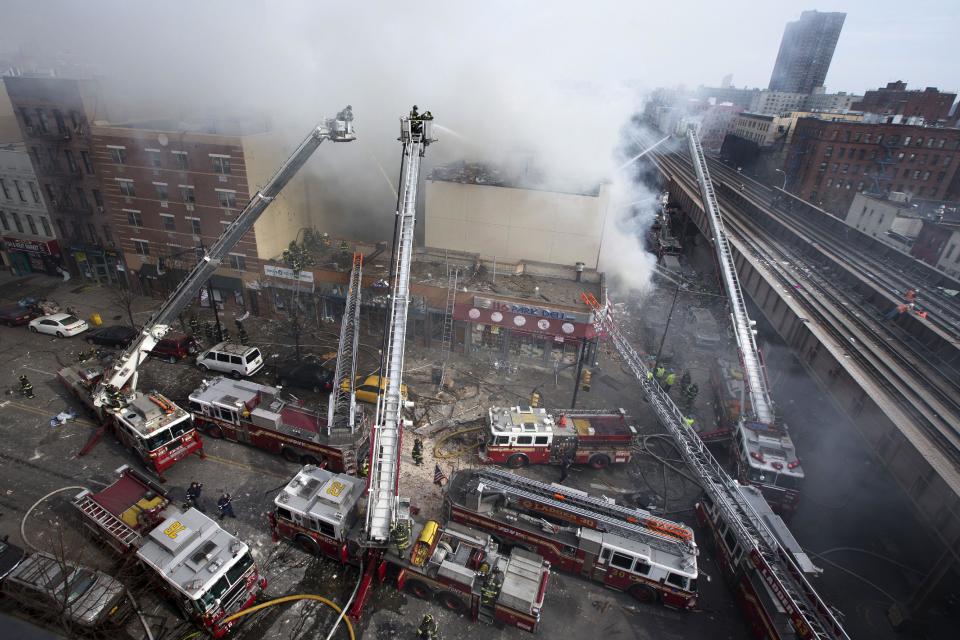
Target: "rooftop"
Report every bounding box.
[274,466,365,530]
[95,117,270,138]
[860,193,960,222]
[428,160,602,197]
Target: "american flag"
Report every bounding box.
[433,463,447,486]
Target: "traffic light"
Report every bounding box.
[581,369,592,392]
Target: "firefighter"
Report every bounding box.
[18,375,34,399]
[680,370,691,389]
[481,571,503,607]
[645,370,653,382]
[412,438,424,466]
[217,492,236,520]
[883,302,913,321]
[681,382,699,411]
[104,384,123,407]
[417,613,439,640]
[664,371,677,393]
[205,321,217,343]
[683,415,696,430]
[655,365,666,381]
[559,451,573,484]
[391,520,411,552]
[189,316,201,338]
[186,482,204,511]
[358,456,369,478]
[236,320,249,345]
[409,105,421,120]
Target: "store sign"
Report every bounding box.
[474,296,589,323]
[264,264,314,283]
[3,236,59,256]
[456,303,594,340]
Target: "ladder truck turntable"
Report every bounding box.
[579,130,848,640]
[266,108,556,634]
[58,110,356,481]
[73,465,265,638]
[685,130,803,514]
[269,465,550,632]
[444,466,699,609]
[479,406,638,470]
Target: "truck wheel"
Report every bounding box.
[628,584,658,604]
[588,454,611,470]
[282,447,301,463]
[301,454,323,467]
[29,326,37,333]
[295,534,320,556]
[506,454,529,469]
[230,370,242,380]
[198,364,209,372]
[405,579,433,600]
[437,590,468,613]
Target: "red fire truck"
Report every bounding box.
[188,377,368,474]
[708,358,746,441]
[73,466,265,637]
[479,406,637,470]
[60,364,204,480]
[445,467,699,609]
[268,465,551,632]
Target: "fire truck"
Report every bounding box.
[479,406,637,470]
[188,377,368,473]
[269,465,551,632]
[73,466,265,638]
[58,109,356,480]
[710,357,746,440]
[445,467,699,609]
[61,363,202,480]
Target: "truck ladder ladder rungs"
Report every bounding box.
[76,494,140,548]
[329,252,364,433]
[436,267,460,389]
[581,291,849,640]
[686,130,774,425]
[471,467,694,557]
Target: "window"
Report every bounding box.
[146,149,162,168]
[633,559,651,576]
[908,153,916,163]
[216,189,237,208]
[133,240,150,256]
[41,217,52,236]
[28,181,40,203]
[534,435,549,445]
[913,170,921,179]
[516,435,532,445]
[117,179,135,197]
[0,211,7,231]
[179,185,196,203]
[187,217,201,235]
[666,573,688,589]
[75,188,90,210]
[11,212,23,233]
[824,146,833,157]
[903,136,911,146]
[172,151,188,169]
[610,552,634,570]
[838,148,845,159]
[897,152,905,162]
[230,254,246,271]
[80,150,94,175]
[87,223,98,243]
[160,214,176,231]
[841,163,849,173]
[57,219,67,237]
[108,146,127,164]
[126,209,143,227]
[310,518,336,538]
[0,178,9,199]
[154,182,169,200]
[915,137,924,147]
[211,155,231,174]
[937,171,946,183]
[944,156,953,167]
[858,149,865,160]
[922,171,931,181]
[35,108,49,133]
[102,224,112,242]
[64,149,79,173]
[12,180,26,202]
[92,189,104,208]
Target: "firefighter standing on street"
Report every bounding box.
[18,375,34,399]
[217,492,236,520]
[559,451,574,483]
[186,482,204,511]
[681,382,699,411]
[417,613,440,640]
[680,371,691,389]
[412,438,424,466]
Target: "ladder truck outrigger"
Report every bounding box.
[685,129,803,513]
[59,109,357,481]
[267,109,553,633]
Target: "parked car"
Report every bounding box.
[344,374,409,405]
[0,535,26,581]
[1,552,127,629]
[0,304,40,327]
[196,341,264,378]
[275,359,335,393]
[85,325,137,348]
[149,332,200,363]
[28,313,89,337]
[689,307,722,351]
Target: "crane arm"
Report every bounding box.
[94,111,356,405]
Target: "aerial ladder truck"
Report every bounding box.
[328,251,365,435]
[685,129,804,513]
[59,109,356,480]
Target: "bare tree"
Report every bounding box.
[107,283,139,330]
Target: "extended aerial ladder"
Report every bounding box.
[581,290,849,639]
[328,252,364,433]
[364,109,435,543]
[94,110,356,405]
[465,467,695,558]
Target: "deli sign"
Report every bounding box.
[474,296,589,323]
[3,236,59,256]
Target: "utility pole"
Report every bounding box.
[570,339,586,409]
[654,276,683,370]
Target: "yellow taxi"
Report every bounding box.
[343,374,409,405]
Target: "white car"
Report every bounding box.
[29,313,89,337]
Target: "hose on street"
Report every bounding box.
[432,424,484,460]
[218,594,355,640]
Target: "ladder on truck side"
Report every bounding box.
[328,252,364,439]
[436,267,460,390]
[73,490,142,551]
[469,467,694,558]
[581,291,849,640]
[365,113,434,543]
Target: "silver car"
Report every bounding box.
[1,552,127,628]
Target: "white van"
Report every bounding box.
[196,341,264,378]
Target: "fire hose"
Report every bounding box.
[216,594,356,640]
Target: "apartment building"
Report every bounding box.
[0,143,61,275]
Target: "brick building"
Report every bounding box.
[90,120,313,313]
[910,219,960,276]
[852,82,956,124]
[784,118,960,216]
[0,143,61,275]
[2,75,121,281]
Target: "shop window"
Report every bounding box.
[472,323,503,353]
[509,332,545,359]
[610,552,633,570]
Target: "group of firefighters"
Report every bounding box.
[184,481,236,520]
[646,365,700,420]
